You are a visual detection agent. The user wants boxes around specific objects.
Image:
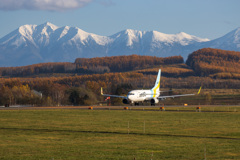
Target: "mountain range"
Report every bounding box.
[0,22,240,67]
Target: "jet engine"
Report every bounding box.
[122,99,130,104]
[151,98,159,105]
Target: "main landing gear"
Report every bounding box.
[131,102,144,106]
[151,103,155,106]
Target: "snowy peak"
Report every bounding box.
[233,27,240,44]
[221,27,240,43]
[75,27,92,41]
[109,29,138,46]
[175,32,210,45]
[17,22,58,38]
[34,22,58,36]
[33,22,58,46]
[59,27,110,46]
[42,22,58,30]
[203,27,240,50]
[123,29,144,38]
[151,31,209,45]
[122,29,143,46]
[0,24,37,47]
[18,24,37,38]
[1,22,59,47]
[111,29,209,47]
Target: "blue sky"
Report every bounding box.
[0,0,240,40]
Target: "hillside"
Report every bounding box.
[0,55,183,77]
[75,55,184,73]
[186,48,240,78]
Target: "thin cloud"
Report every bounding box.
[0,0,93,11]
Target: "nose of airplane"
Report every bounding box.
[128,96,133,101]
[127,92,136,101]
[127,94,135,101]
[128,95,133,101]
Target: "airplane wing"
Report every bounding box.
[157,87,202,100]
[101,87,127,99]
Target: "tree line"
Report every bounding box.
[1,70,240,106]
[186,48,240,77]
[75,55,184,73]
[0,55,183,77]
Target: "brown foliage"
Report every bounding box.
[75,55,183,72]
[186,48,240,76]
[0,55,183,77]
[137,64,195,77]
[0,62,76,77]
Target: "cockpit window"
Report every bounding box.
[128,93,134,95]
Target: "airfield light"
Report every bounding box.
[88,107,93,110]
[160,107,165,111]
[196,107,201,112]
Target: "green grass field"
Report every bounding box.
[0,107,240,159]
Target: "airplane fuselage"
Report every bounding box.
[127,89,160,103]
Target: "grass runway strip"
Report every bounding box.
[0,107,240,159]
[1,127,240,141]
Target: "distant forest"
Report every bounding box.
[0,48,240,106]
[0,55,183,77]
[186,48,240,78]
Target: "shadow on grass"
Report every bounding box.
[1,127,239,141]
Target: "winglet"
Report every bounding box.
[197,86,202,95]
[101,87,103,95]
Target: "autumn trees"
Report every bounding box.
[0,55,183,77]
[0,84,42,106]
[0,78,101,106]
[186,48,240,77]
[75,55,184,72]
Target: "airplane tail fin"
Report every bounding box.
[151,69,161,97]
[197,86,202,95]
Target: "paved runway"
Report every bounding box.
[0,105,239,112]
[0,105,158,110]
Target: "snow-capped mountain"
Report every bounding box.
[199,27,240,50]
[108,29,209,57]
[0,22,112,66]
[0,22,239,67]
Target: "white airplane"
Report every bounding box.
[101,69,201,106]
